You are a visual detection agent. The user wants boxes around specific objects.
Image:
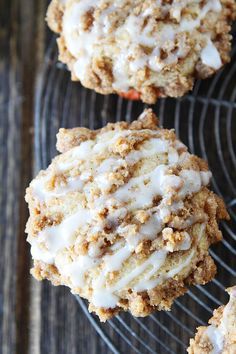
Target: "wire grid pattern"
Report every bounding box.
[34,32,236,353]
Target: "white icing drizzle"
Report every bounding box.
[30,207,92,264]
[205,288,236,354]
[179,169,210,198]
[109,249,167,292]
[28,124,212,310]
[163,228,192,252]
[92,289,119,308]
[103,243,131,272]
[180,0,221,31]
[31,175,84,201]
[31,242,55,264]
[200,39,222,70]
[31,132,187,201]
[62,0,222,91]
[133,249,195,291]
[58,256,100,287]
[114,165,171,208]
[63,0,115,81]
[178,232,191,251]
[112,165,210,214]
[92,223,204,305]
[90,248,168,307]
[205,325,224,354]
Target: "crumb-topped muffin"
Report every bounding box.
[25,109,229,321]
[188,286,236,354]
[47,0,236,103]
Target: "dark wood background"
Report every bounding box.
[1,1,235,354]
[0,1,109,353]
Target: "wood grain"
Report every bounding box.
[1,1,235,354]
[0,1,110,353]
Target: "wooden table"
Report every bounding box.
[0,1,109,353]
[1,1,235,354]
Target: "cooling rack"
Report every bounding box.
[34,31,236,353]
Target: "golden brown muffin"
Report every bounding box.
[46,0,236,103]
[25,109,229,321]
[188,286,236,354]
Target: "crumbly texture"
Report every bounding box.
[46,0,236,103]
[188,287,236,354]
[25,109,229,321]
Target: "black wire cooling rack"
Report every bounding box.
[34,31,236,353]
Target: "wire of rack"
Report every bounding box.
[34,31,236,353]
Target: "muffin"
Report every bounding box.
[47,0,236,103]
[188,286,236,354]
[25,109,229,321]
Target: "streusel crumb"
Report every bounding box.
[188,286,236,354]
[46,0,236,103]
[26,109,229,320]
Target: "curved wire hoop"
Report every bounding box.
[34,31,236,353]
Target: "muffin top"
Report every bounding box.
[188,286,236,354]
[47,0,236,102]
[26,110,228,320]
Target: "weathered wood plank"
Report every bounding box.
[1,1,22,353]
[1,1,235,354]
[0,1,109,353]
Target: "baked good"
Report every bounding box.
[46,0,236,103]
[25,109,229,321]
[188,286,236,354]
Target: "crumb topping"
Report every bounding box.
[188,286,236,354]
[26,109,228,320]
[46,0,236,102]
